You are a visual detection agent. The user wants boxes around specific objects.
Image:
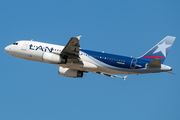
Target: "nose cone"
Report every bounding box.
[5,45,11,54]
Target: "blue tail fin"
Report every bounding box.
[140,36,176,63]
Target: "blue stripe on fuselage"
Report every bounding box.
[81,49,148,69]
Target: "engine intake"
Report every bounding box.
[58,67,83,78]
[43,52,66,64]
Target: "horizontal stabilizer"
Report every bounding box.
[166,71,175,74]
[147,59,161,68]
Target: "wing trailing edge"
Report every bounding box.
[95,72,127,80]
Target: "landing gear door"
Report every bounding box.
[130,59,137,68]
[21,41,29,51]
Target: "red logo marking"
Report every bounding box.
[143,56,165,59]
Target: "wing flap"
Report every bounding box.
[96,72,127,80]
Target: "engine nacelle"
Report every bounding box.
[58,67,83,78]
[42,52,66,64]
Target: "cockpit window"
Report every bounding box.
[13,42,18,45]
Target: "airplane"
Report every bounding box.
[5,36,176,80]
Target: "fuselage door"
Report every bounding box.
[130,59,137,68]
[21,41,29,50]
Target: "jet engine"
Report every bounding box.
[58,67,83,78]
[42,52,67,64]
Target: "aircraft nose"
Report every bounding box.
[5,46,11,54]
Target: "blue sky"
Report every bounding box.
[1,0,180,120]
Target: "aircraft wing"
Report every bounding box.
[96,72,127,80]
[61,36,82,64]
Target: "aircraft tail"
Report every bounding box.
[140,36,176,64]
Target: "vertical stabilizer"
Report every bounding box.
[140,36,176,63]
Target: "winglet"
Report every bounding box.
[166,71,175,74]
[76,35,82,40]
